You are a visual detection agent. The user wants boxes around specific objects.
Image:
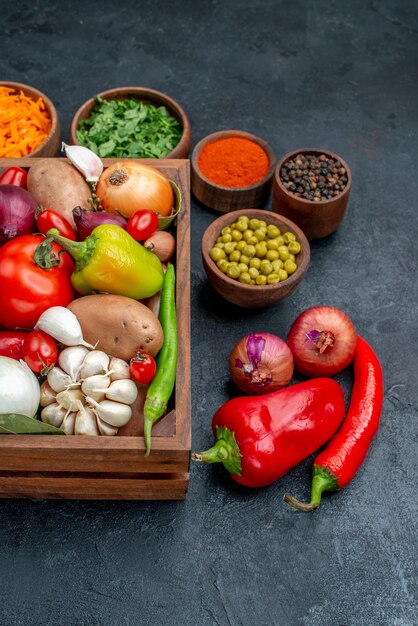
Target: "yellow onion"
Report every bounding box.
[96,161,174,218]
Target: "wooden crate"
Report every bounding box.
[0,158,191,500]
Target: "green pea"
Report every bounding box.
[229,222,237,229]
[258,220,267,228]
[260,262,273,275]
[253,228,266,241]
[223,233,233,243]
[217,259,229,272]
[255,243,267,258]
[272,259,283,272]
[266,239,279,250]
[266,249,279,261]
[250,279,256,284]
[249,257,261,269]
[284,260,297,275]
[224,242,236,256]
[214,242,225,250]
[278,269,288,281]
[267,224,280,238]
[249,218,261,230]
[238,262,249,273]
[276,236,285,247]
[239,254,250,265]
[222,226,232,236]
[216,236,223,243]
[229,250,241,262]
[288,253,296,262]
[283,231,296,243]
[241,230,253,242]
[226,265,240,279]
[210,247,226,262]
[236,240,247,251]
[278,246,290,261]
[236,219,248,232]
[267,273,280,284]
[249,267,259,279]
[256,275,267,285]
[231,229,243,242]
[288,241,301,255]
[238,272,251,284]
[242,244,256,258]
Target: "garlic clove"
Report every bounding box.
[59,346,90,381]
[55,389,85,412]
[61,411,76,435]
[79,350,110,379]
[109,357,130,381]
[105,378,138,405]
[62,142,103,184]
[47,366,76,393]
[74,405,99,435]
[85,396,132,427]
[40,381,57,408]
[41,403,67,428]
[97,417,118,436]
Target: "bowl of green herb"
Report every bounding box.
[69,86,192,159]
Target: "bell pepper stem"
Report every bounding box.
[192,426,242,476]
[283,465,338,512]
[47,228,97,268]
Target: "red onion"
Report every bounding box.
[229,332,294,395]
[72,206,127,240]
[287,305,357,377]
[0,184,37,245]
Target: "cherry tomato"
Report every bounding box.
[22,330,58,374]
[129,352,157,384]
[0,331,29,360]
[0,166,28,188]
[36,208,77,240]
[127,209,159,241]
[0,234,74,329]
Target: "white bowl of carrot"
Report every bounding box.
[0,81,61,159]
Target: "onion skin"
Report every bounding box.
[0,184,37,245]
[229,333,294,395]
[287,305,357,377]
[96,161,174,218]
[73,206,127,240]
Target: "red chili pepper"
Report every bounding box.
[0,166,28,188]
[283,336,383,511]
[192,378,346,488]
[36,208,77,241]
[0,331,29,359]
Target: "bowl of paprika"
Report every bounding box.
[0,82,61,158]
[191,130,276,212]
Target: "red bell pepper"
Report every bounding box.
[283,336,383,510]
[0,166,28,189]
[192,378,346,488]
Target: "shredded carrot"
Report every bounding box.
[0,86,52,157]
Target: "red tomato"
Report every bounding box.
[129,352,157,384]
[0,331,29,360]
[127,209,159,241]
[0,234,75,329]
[22,330,58,374]
[36,208,77,240]
[0,166,28,188]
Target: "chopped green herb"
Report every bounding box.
[76,97,183,159]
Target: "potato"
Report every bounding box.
[67,294,163,361]
[27,159,92,228]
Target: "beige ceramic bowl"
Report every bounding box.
[0,81,61,158]
[69,86,192,159]
[202,209,310,308]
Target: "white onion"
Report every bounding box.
[0,357,40,417]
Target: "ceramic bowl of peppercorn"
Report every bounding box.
[191,130,276,213]
[68,86,192,159]
[272,148,352,240]
[202,209,310,308]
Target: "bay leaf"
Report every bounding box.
[0,414,65,435]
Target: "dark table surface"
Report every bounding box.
[1,1,417,624]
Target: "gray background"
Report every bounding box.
[0,1,417,624]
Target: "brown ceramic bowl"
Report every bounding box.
[69,86,191,159]
[191,130,276,213]
[272,148,352,240]
[0,81,61,157]
[202,209,310,308]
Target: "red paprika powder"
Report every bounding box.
[198,137,269,188]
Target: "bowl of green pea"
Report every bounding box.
[201,209,310,308]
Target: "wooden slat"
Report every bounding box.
[0,474,189,500]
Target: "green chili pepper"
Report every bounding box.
[143,263,177,456]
